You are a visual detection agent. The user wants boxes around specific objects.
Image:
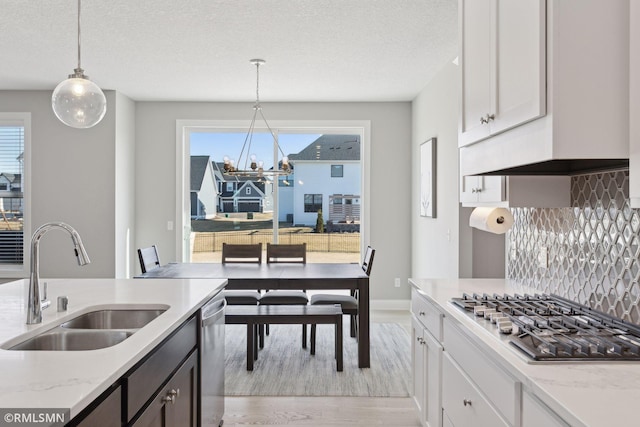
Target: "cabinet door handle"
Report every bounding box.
[418,311,425,316]
[463,399,472,406]
[168,389,180,399]
[480,113,495,124]
[416,337,425,344]
[161,394,175,404]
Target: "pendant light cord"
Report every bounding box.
[76,0,82,72]
[255,61,261,105]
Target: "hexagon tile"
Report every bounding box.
[507,170,640,324]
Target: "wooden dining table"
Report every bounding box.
[136,262,371,368]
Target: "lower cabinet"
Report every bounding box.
[72,385,122,427]
[441,353,508,427]
[522,390,570,427]
[411,316,442,427]
[132,350,199,427]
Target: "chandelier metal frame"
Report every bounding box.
[223,59,291,177]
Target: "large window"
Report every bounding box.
[179,121,366,264]
[304,194,323,213]
[0,113,29,273]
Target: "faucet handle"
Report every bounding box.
[41,282,51,310]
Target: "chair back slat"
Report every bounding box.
[362,246,375,276]
[266,243,306,263]
[222,243,262,264]
[138,245,160,273]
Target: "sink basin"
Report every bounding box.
[61,309,167,330]
[9,329,133,351]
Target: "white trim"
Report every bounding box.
[370,299,411,311]
[175,119,371,262]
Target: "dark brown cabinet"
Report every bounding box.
[70,385,122,427]
[131,350,199,427]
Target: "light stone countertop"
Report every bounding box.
[0,277,226,419]
[410,278,640,427]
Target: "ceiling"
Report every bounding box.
[1,0,457,102]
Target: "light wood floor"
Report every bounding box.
[223,396,421,426]
[222,310,417,426]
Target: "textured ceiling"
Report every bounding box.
[0,0,457,102]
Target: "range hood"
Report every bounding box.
[478,159,629,176]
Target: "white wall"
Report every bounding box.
[411,60,472,279]
[0,90,135,279]
[135,101,412,300]
[292,161,361,225]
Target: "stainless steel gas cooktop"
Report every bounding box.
[450,293,640,362]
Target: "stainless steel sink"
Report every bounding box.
[61,309,166,330]
[9,329,133,351]
[5,305,169,351]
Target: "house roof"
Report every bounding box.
[190,156,210,192]
[288,135,360,161]
[0,173,21,184]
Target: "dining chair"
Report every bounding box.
[138,245,161,273]
[221,243,263,306]
[309,246,375,351]
[259,243,309,348]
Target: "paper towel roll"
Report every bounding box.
[469,207,514,234]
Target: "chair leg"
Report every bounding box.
[265,323,270,335]
[350,315,356,338]
[302,324,307,349]
[310,324,316,355]
[259,324,264,349]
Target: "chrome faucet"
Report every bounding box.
[27,222,90,324]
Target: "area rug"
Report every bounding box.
[224,322,411,397]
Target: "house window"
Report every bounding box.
[331,165,343,177]
[304,194,323,212]
[226,182,233,192]
[0,114,28,270]
[246,187,251,195]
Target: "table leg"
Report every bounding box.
[357,277,370,368]
[246,323,254,371]
[336,314,343,371]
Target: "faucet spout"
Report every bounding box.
[27,222,91,324]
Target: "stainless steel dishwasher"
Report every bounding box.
[200,291,226,427]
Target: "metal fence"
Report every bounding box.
[192,231,360,253]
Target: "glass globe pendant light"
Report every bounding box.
[52,0,106,129]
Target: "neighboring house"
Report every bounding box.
[288,135,361,226]
[190,156,217,219]
[0,172,23,214]
[212,162,270,213]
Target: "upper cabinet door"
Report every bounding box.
[459,0,493,145]
[459,0,546,147]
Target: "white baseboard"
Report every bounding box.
[370,299,411,311]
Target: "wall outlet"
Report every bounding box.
[394,278,401,288]
[538,246,548,268]
[167,221,174,231]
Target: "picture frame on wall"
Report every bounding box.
[420,138,436,218]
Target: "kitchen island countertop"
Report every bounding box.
[411,278,640,427]
[0,277,226,420]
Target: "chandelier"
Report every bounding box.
[223,59,291,177]
[51,0,107,129]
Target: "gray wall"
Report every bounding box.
[135,101,412,301]
[0,90,135,280]
[411,60,472,279]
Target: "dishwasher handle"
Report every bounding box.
[202,295,226,328]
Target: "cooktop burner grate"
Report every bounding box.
[450,293,640,361]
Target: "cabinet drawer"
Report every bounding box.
[523,390,570,427]
[443,319,519,425]
[124,316,198,422]
[442,354,508,427]
[411,288,442,340]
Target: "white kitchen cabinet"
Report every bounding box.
[460,0,629,177]
[459,176,505,206]
[522,390,570,427]
[411,289,443,427]
[460,175,570,208]
[459,0,546,147]
[442,354,509,427]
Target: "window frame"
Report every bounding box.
[304,193,323,213]
[0,113,31,277]
[331,164,344,177]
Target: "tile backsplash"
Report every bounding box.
[507,170,640,323]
